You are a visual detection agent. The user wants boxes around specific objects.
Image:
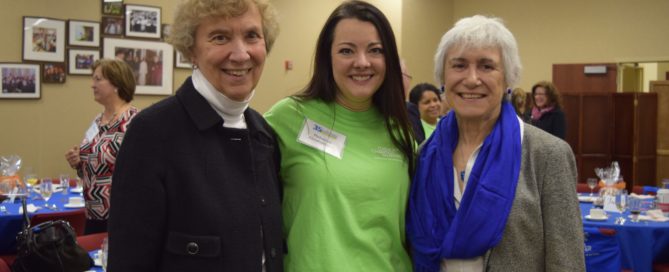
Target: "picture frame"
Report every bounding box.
[43,63,66,84]
[175,51,191,69]
[103,38,173,95]
[124,4,161,39]
[102,0,123,16]
[68,48,100,75]
[22,16,66,62]
[1,63,41,99]
[101,16,124,37]
[68,20,100,47]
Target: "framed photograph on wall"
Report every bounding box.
[103,38,173,95]
[43,63,66,84]
[102,0,123,16]
[175,51,191,69]
[1,63,41,99]
[68,48,100,75]
[68,20,100,47]
[22,16,66,62]
[101,16,124,37]
[125,4,161,39]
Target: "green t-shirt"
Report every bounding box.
[421,120,437,140]
[265,97,412,272]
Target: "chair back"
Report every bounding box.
[0,257,10,272]
[30,209,86,236]
[76,232,108,252]
[584,227,622,272]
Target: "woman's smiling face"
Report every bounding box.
[442,44,506,122]
[331,18,386,111]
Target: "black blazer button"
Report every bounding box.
[270,248,277,258]
[260,197,267,206]
[186,242,199,255]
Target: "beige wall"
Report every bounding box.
[2,0,669,178]
[452,0,669,90]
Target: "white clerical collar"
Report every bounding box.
[191,69,254,129]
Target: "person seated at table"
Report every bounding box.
[107,0,283,271]
[64,58,139,235]
[409,83,442,140]
[406,15,585,271]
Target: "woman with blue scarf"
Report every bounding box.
[406,15,585,271]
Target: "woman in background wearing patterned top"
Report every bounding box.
[64,59,138,234]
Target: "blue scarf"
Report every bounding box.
[406,102,522,271]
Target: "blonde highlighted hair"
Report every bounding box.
[168,0,279,61]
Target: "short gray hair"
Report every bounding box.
[433,15,521,89]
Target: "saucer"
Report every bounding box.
[64,203,85,208]
[578,196,595,202]
[585,215,608,221]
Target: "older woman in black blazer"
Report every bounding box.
[107,0,283,271]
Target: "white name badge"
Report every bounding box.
[84,119,99,143]
[297,119,346,159]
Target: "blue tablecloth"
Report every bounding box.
[580,202,669,272]
[0,188,84,254]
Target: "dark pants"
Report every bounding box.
[85,219,108,234]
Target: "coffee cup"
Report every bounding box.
[68,196,84,206]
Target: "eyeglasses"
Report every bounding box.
[402,73,413,80]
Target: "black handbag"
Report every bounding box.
[11,196,93,272]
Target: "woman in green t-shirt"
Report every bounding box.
[409,83,443,141]
[265,1,415,271]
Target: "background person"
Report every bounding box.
[409,82,442,140]
[107,0,283,271]
[64,59,138,235]
[406,15,584,271]
[264,1,414,271]
[527,80,566,139]
[511,87,528,120]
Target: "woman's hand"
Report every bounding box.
[65,145,81,169]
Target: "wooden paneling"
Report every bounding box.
[553,63,617,94]
[562,95,580,152]
[650,81,669,182]
[582,95,612,155]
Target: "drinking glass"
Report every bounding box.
[40,179,53,203]
[24,170,39,188]
[59,174,70,195]
[100,237,108,271]
[628,197,642,222]
[586,178,598,196]
[617,189,628,212]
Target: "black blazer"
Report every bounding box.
[406,102,425,143]
[527,107,566,140]
[108,78,283,272]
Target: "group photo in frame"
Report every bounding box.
[68,48,100,75]
[101,16,124,37]
[124,4,161,39]
[103,38,173,95]
[1,63,41,99]
[22,16,66,62]
[102,0,124,16]
[43,63,66,84]
[68,20,100,47]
